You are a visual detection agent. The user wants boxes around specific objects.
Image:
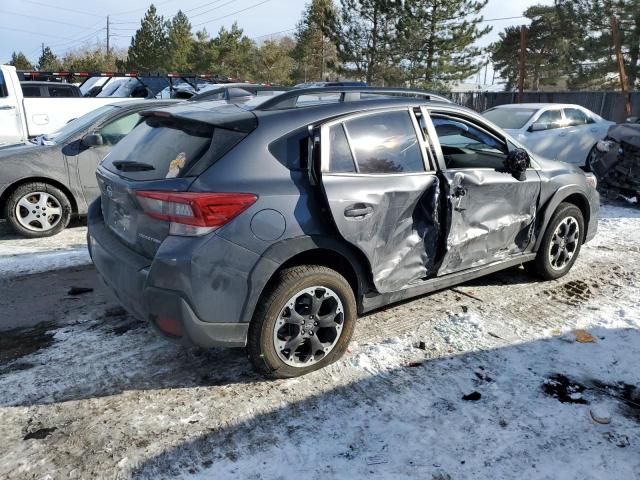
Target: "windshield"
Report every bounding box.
[97,78,135,97]
[47,105,119,143]
[483,107,538,130]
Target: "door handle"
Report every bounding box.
[344,204,374,218]
[0,105,16,110]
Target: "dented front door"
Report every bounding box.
[319,108,442,293]
[438,168,540,275]
[423,108,541,276]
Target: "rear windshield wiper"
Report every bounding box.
[112,160,155,172]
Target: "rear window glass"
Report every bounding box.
[483,107,537,129]
[102,116,247,180]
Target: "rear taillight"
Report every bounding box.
[135,191,257,236]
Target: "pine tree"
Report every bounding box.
[37,46,62,71]
[213,23,254,78]
[492,5,578,91]
[8,51,34,70]
[556,0,640,89]
[254,37,296,84]
[126,4,168,72]
[167,11,193,71]
[188,29,219,72]
[330,0,401,85]
[292,0,339,83]
[397,0,492,89]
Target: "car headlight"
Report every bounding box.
[585,173,597,189]
[596,140,613,152]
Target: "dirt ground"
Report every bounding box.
[0,204,638,479]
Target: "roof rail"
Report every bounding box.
[254,87,447,111]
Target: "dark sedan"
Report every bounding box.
[0,100,176,237]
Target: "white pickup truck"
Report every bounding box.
[0,65,130,146]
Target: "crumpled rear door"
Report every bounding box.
[318,108,443,294]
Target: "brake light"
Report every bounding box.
[136,191,257,236]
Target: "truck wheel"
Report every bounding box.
[5,182,72,238]
[527,203,584,280]
[247,265,357,378]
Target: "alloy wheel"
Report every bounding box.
[15,192,63,232]
[273,286,345,367]
[548,216,580,271]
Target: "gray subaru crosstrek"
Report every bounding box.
[88,88,599,378]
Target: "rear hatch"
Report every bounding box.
[97,103,257,258]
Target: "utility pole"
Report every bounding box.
[41,42,44,63]
[611,15,631,116]
[106,15,110,57]
[518,25,527,103]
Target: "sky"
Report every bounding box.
[0,0,553,73]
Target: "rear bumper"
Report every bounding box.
[87,199,249,348]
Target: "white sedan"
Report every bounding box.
[483,103,614,167]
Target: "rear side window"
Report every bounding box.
[102,116,247,180]
[21,85,41,97]
[344,111,425,174]
[0,71,7,97]
[48,85,77,97]
[328,124,356,173]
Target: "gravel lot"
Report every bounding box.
[0,204,638,479]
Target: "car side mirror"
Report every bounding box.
[504,148,530,180]
[81,133,103,148]
[529,123,546,132]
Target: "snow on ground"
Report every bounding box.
[0,202,638,479]
[0,223,90,278]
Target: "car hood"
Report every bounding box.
[0,142,59,160]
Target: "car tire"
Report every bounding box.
[584,145,598,172]
[247,265,357,378]
[4,182,72,238]
[526,203,584,280]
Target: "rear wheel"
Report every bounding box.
[247,265,356,378]
[526,203,584,280]
[4,182,72,238]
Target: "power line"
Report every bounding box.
[188,0,236,19]
[110,0,176,17]
[0,10,93,29]
[252,28,296,40]
[193,0,274,27]
[481,15,527,23]
[0,25,80,40]
[21,0,104,18]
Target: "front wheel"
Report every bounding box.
[247,265,357,378]
[4,182,72,238]
[527,203,584,280]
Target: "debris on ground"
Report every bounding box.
[574,329,597,343]
[462,391,482,401]
[590,406,612,425]
[67,287,94,296]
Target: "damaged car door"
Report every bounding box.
[318,108,441,293]
[424,109,541,275]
